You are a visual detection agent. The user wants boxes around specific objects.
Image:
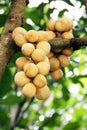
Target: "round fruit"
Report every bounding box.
[22,83,36,98]
[16,57,28,70]
[44,56,50,64]
[21,43,35,56]
[25,30,38,42]
[57,54,70,67]
[55,17,73,32]
[49,57,60,71]
[47,52,54,59]
[37,61,50,75]
[31,49,46,62]
[36,85,50,100]
[37,31,49,42]
[46,19,56,31]
[33,74,47,88]
[46,31,56,40]
[14,34,27,47]
[24,63,38,78]
[12,27,27,39]
[14,71,30,87]
[36,41,51,55]
[50,68,63,80]
[62,32,73,39]
[62,48,73,56]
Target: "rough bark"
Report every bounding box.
[48,37,87,53]
[0,0,26,80]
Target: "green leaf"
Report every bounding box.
[0,106,10,130]
[59,9,68,17]
[0,67,12,98]
[63,0,74,6]
[0,92,23,105]
[62,85,70,100]
[63,122,80,130]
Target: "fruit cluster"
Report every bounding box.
[12,17,74,100]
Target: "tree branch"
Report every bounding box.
[10,97,34,130]
[0,0,27,80]
[48,37,87,53]
[85,0,87,14]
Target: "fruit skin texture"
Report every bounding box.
[31,49,46,62]
[21,43,35,57]
[14,71,30,87]
[37,61,50,75]
[49,57,60,71]
[22,83,36,98]
[62,48,73,56]
[36,85,50,100]
[55,17,73,32]
[46,31,56,40]
[36,41,51,55]
[33,74,47,88]
[16,57,28,70]
[37,31,49,42]
[46,19,56,31]
[24,63,38,78]
[62,32,73,39]
[14,34,27,47]
[25,30,38,42]
[12,27,27,39]
[50,68,63,80]
[57,55,70,67]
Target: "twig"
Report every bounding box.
[85,0,87,14]
[10,98,27,130]
[48,37,87,53]
[10,97,34,130]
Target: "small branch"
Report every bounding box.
[85,0,87,14]
[10,97,34,130]
[10,98,26,130]
[48,37,87,53]
[0,0,27,80]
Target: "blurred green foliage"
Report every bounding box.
[0,0,87,130]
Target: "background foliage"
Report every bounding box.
[0,0,87,130]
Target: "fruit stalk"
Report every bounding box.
[48,36,87,53]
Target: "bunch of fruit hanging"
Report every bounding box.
[12,17,74,100]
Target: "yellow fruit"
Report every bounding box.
[46,19,56,31]
[47,52,54,59]
[14,34,27,47]
[25,30,38,42]
[36,85,50,100]
[62,32,74,39]
[31,49,46,62]
[36,41,51,55]
[57,55,70,67]
[12,27,27,39]
[33,74,47,88]
[50,68,63,80]
[55,17,73,32]
[62,48,73,56]
[24,63,38,78]
[46,31,56,40]
[23,59,33,69]
[16,57,28,70]
[43,56,50,64]
[37,61,50,75]
[14,71,30,87]
[37,31,49,42]
[49,57,60,71]
[21,43,35,56]
[22,83,36,98]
